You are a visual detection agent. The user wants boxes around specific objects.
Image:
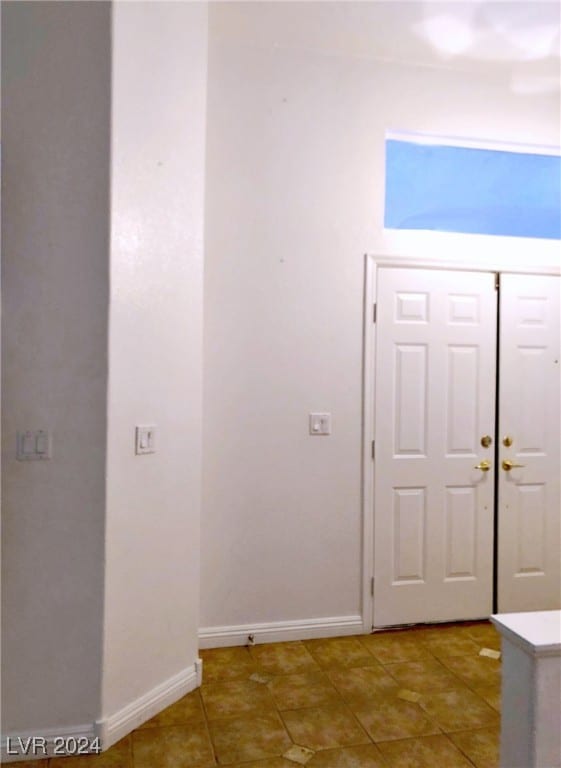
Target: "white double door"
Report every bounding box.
[373,267,560,627]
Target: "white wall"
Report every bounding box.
[101,1,207,720]
[201,4,560,641]
[1,1,111,731]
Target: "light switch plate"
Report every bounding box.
[135,425,156,455]
[309,413,332,435]
[17,430,52,461]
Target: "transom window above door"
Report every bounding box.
[384,133,561,240]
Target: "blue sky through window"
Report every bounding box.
[385,139,561,240]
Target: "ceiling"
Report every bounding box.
[211,2,561,92]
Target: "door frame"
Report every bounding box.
[362,255,560,630]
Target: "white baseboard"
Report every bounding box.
[1,661,203,763]
[199,614,365,648]
[95,661,201,751]
[1,723,96,763]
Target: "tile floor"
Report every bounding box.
[19,621,501,768]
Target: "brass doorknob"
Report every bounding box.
[480,435,492,448]
[474,460,491,472]
[502,459,525,471]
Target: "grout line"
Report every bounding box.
[197,688,220,766]
[442,731,481,768]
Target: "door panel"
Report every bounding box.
[498,274,560,611]
[374,268,497,626]
[445,486,477,579]
[392,487,426,582]
[394,344,428,454]
[447,346,479,453]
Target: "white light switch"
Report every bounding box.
[309,413,332,436]
[22,433,35,455]
[135,425,156,455]
[17,430,52,461]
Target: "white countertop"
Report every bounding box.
[491,611,561,657]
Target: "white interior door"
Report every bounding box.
[498,274,561,612]
[373,267,497,626]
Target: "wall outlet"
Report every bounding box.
[309,413,332,435]
[135,425,156,455]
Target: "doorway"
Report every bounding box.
[369,264,560,628]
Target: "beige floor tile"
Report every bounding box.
[132,725,215,768]
[201,678,277,720]
[8,762,50,768]
[419,689,499,733]
[208,712,291,764]
[303,637,379,669]
[458,622,502,650]
[200,646,256,684]
[308,744,388,766]
[268,671,342,710]
[280,704,370,751]
[474,686,501,712]
[140,689,205,728]
[439,655,501,689]
[415,629,481,659]
[50,736,132,768]
[449,726,500,768]
[384,658,464,693]
[377,734,473,767]
[413,625,465,638]
[250,641,320,675]
[328,665,398,705]
[353,697,440,743]
[224,760,298,768]
[359,633,430,664]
